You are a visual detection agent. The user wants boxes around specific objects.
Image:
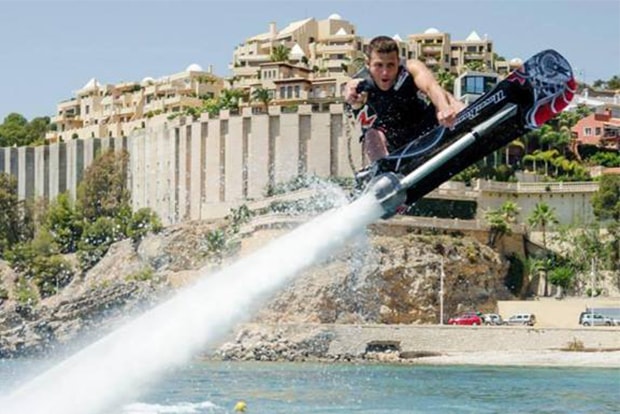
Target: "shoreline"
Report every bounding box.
[215,323,620,369]
[402,349,620,368]
[205,349,620,369]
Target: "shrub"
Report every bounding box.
[77,217,123,270]
[32,255,74,298]
[564,338,585,352]
[126,208,163,243]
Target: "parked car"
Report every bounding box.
[448,312,483,326]
[580,313,614,326]
[506,313,536,326]
[482,313,505,325]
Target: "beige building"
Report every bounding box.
[231,14,365,107]
[407,28,452,72]
[44,15,516,143]
[46,64,224,142]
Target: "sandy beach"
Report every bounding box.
[407,350,620,368]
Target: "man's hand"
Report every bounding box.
[345,79,367,110]
[436,93,465,128]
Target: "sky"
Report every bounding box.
[0,0,618,121]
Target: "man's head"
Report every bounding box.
[366,36,400,91]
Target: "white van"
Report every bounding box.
[506,313,536,326]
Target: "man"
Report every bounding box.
[345,35,464,164]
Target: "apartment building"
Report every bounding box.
[407,28,452,72]
[231,14,365,107]
[46,64,224,142]
[44,14,512,141]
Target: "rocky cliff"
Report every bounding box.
[0,216,513,358]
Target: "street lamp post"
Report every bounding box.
[439,257,445,325]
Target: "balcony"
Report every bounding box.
[315,43,355,53]
[236,54,270,63]
[232,66,261,77]
[421,45,443,54]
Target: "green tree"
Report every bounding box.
[436,69,456,93]
[251,87,272,112]
[44,192,84,253]
[218,89,246,111]
[591,174,620,271]
[77,216,123,270]
[485,200,520,247]
[126,207,163,244]
[0,113,51,147]
[0,113,28,147]
[0,173,34,256]
[527,202,559,296]
[202,229,227,266]
[0,173,21,254]
[76,149,130,223]
[548,265,574,297]
[270,44,290,62]
[606,75,620,90]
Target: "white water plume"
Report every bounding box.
[1,192,385,414]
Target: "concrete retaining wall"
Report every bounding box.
[0,104,597,227]
[240,323,620,356]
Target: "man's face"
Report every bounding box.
[367,50,399,91]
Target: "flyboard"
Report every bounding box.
[354,49,576,218]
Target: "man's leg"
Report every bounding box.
[362,128,389,163]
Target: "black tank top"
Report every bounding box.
[354,64,435,150]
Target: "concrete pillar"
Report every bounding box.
[177,123,189,221]
[188,122,202,220]
[129,132,144,211]
[0,147,6,174]
[34,146,45,199]
[306,112,331,177]
[274,112,300,185]
[16,147,29,199]
[172,126,181,223]
[155,127,173,225]
[9,148,18,182]
[24,147,35,199]
[246,114,270,200]
[204,118,222,205]
[225,115,244,203]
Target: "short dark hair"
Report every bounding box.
[367,36,399,56]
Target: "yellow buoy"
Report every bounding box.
[233,400,247,412]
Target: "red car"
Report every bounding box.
[448,312,483,326]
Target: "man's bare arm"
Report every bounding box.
[406,59,464,127]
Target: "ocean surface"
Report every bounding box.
[1,359,618,414]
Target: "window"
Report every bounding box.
[294,85,300,98]
[595,127,601,135]
[584,127,592,136]
[286,86,292,99]
[463,76,484,94]
[462,75,496,95]
[280,86,285,99]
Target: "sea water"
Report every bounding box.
[1,359,618,413]
[0,190,384,414]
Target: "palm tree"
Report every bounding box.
[485,200,520,247]
[270,44,290,63]
[528,202,559,296]
[252,87,271,112]
[539,149,560,176]
[219,89,246,111]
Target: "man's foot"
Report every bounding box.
[354,163,380,192]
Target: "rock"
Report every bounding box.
[0,216,514,359]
